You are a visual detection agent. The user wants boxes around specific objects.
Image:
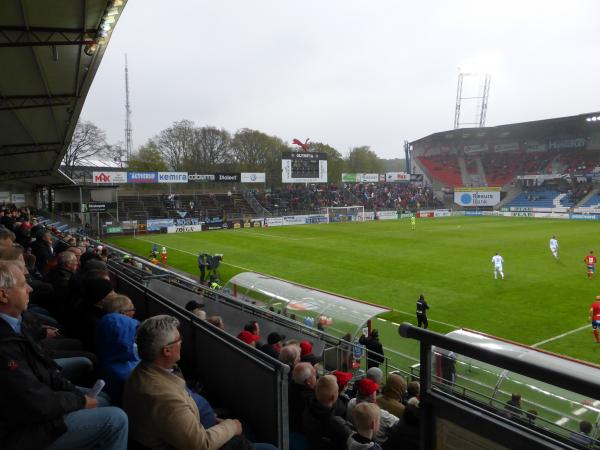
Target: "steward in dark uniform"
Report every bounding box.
[416,294,429,329]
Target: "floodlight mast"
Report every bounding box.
[453,72,491,129]
[124,54,133,162]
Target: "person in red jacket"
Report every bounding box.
[589,295,600,343]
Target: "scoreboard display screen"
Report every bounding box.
[282,152,328,183]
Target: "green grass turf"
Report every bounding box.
[107,216,600,360]
[106,216,600,432]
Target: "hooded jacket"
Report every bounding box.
[376,374,406,418]
[0,316,85,450]
[346,433,383,450]
[95,312,140,404]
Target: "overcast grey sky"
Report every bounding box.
[81,0,600,159]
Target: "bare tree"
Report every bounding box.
[156,120,197,170]
[62,121,108,176]
[194,126,232,169]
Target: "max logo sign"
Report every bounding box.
[94,173,111,183]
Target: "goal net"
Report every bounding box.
[324,206,365,223]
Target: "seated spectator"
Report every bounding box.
[95,312,140,405]
[346,379,398,444]
[237,330,260,347]
[303,374,352,450]
[206,315,225,330]
[123,315,275,449]
[71,276,114,350]
[405,381,420,403]
[244,320,261,338]
[44,251,78,322]
[300,340,321,366]
[185,300,206,319]
[377,374,407,418]
[102,293,136,318]
[289,362,317,432]
[333,370,353,417]
[260,332,286,359]
[348,402,383,450]
[0,228,15,247]
[366,367,383,386]
[280,343,302,373]
[382,404,420,450]
[31,230,54,274]
[0,261,128,450]
[570,420,594,446]
[504,393,523,419]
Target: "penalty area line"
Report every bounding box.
[532,325,589,348]
[133,236,255,272]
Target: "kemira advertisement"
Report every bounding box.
[454,187,501,207]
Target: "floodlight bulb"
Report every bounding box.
[592,117,598,122]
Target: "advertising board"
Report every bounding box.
[434,209,452,217]
[241,173,266,183]
[128,172,158,183]
[158,172,188,183]
[385,172,410,182]
[376,211,398,220]
[92,171,127,184]
[167,225,203,233]
[454,191,501,207]
[147,218,174,231]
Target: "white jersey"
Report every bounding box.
[492,255,504,267]
[550,238,558,250]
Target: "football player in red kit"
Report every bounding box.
[589,296,600,343]
[584,251,596,280]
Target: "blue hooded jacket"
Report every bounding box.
[95,313,140,404]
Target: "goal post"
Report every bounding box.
[324,206,365,223]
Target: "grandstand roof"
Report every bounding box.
[411,111,600,146]
[0,0,127,186]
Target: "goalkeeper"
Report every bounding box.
[411,215,416,231]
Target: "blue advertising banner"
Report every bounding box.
[147,218,174,231]
[128,172,158,183]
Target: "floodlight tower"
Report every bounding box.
[453,72,491,129]
[124,54,133,161]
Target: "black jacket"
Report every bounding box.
[0,316,85,450]
[302,396,352,450]
[359,335,385,368]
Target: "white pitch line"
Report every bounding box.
[229,230,314,241]
[391,309,462,329]
[377,318,387,322]
[392,322,400,326]
[555,417,569,426]
[133,236,255,272]
[532,325,589,348]
[573,407,587,416]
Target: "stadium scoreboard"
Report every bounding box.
[281,152,328,183]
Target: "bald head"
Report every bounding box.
[315,374,338,408]
[292,362,317,389]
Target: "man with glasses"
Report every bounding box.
[123,315,244,449]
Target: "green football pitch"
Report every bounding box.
[106,216,600,363]
[106,216,600,433]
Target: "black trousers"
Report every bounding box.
[417,313,428,329]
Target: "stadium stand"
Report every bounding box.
[417,154,463,187]
[505,190,574,208]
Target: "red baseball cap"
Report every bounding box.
[333,370,353,390]
[357,378,380,396]
[299,340,313,356]
[237,331,260,345]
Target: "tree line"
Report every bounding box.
[63,119,405,186]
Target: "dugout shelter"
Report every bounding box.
[225,271,392,340]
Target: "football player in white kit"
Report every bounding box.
[549,235,559,259]
[492,252,504,279]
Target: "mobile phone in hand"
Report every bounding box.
[89,379,106,398]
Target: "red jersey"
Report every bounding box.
[591,301,600,321]
[584,255,597,266]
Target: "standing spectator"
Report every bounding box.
[504,393,524,420]
[570,420,594,446]
[260,332,285,359]
[197,253,208,283]
[416,294,429,329]
[359,329,385,370]
[0,261,128,450]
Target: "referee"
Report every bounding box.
[416,294,430,329]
